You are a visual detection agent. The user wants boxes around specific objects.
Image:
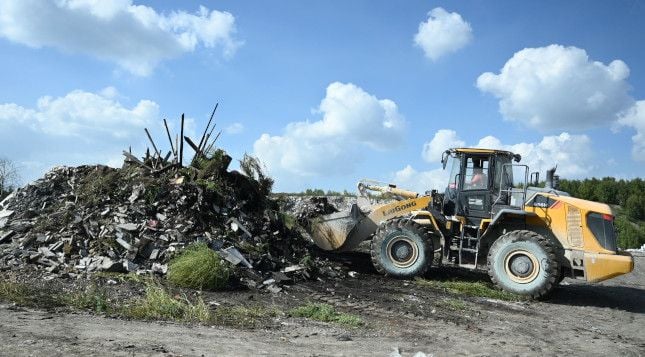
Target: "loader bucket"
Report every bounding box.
[310,204,378,252]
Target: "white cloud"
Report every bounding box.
[421,129,465,163]
[225,122,244,135]
[414,7,473,61]
[477,45,633,130]
[0,0,241,75]
[253,82,405,179]
[0,88,160,182]
[396,130,596,194]
[393,165,448,193]
[616,100,645,161]
[475,133,595,177]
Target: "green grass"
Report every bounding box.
[414,277,523,301]
[0,281,66,308]
[63,285,111,313]
[123,285,211,323]
[167,243,231,290]
[0,279,282,328]
[211,306,282,329]
[290,303,363,327]
[279,212,297,230]
[439,298,468,311]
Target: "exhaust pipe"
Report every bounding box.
[545,166,558,189]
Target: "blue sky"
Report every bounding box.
[0,0,643,192]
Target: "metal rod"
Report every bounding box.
[179,114,185,167]
[144,128,161,158]
[184,136,201,154]
[197,103,218,152]
[204,130,222,154]
[163,119,175,156]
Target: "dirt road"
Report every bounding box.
[1,254,644,356]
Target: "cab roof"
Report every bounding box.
[449,148,521,161]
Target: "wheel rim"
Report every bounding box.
[503,249,540,284]
[386,235,419,268]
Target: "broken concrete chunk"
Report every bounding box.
[155,213,167,221]
[219,246,252,268]
[49,241,64,252]
[152,262,168,274]
[149,248,160,260]
[99,257,126,273]
[116,237,132,251]
[129,184,145,203]
[227,218,252,239]
[117,223,139,231]
[38,247,56,258]
[266,284,282,294]
[123,260,138,272]
[283,265,305,273]
[0,209,14,219]
[0,230,15,244]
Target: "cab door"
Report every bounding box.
[458,155,492,222]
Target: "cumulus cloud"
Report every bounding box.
[421,129,465,163]
[253,82,405,179]
[0,0,241,75]
[477,45,633,130]
[225,122,244,135]
[475,132,595,177]
[393,165,448,193]
[0,88,159,182]
[393,130,596,194]
[414,7,473,61]
[616,100,645,161]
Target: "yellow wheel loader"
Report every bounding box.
[310,148,634,298]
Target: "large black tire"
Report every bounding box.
[370,219,432,278]
[487,230,559,299]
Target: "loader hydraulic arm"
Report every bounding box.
[357,179,419,200]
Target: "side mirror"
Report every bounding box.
[441,150,450,169]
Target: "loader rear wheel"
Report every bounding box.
[370,219,432,278]
[487,230,559,299]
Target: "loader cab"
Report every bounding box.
[441,148,520,224]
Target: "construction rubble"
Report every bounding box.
[0,110,342,290]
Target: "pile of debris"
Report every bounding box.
[0,109,316,288]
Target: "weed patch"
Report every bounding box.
[290,303,363,327]
[211,306,281,329]
[123,285,210,323]
[0,281,65,308]
[415,278,523,301]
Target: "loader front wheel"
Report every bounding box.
[371,219,432,278]
[487,230,559,299]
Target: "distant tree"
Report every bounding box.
[624,195,645,221]
[0,158,20,199]
[615,216,645,249]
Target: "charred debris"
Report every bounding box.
[0,106,343,291]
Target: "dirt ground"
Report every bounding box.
[1,253,644,357]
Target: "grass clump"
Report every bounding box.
[64,285,111,313]
[211,306,282,329]
[415,278,522,301]
[290,303,363,327]
[168,243,231,290]
[439,298,468,311]
[124,284,210,323]
[0,281,65,308]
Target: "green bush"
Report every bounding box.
[167,243,231,290]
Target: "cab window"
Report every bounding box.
[464,157,489,190]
